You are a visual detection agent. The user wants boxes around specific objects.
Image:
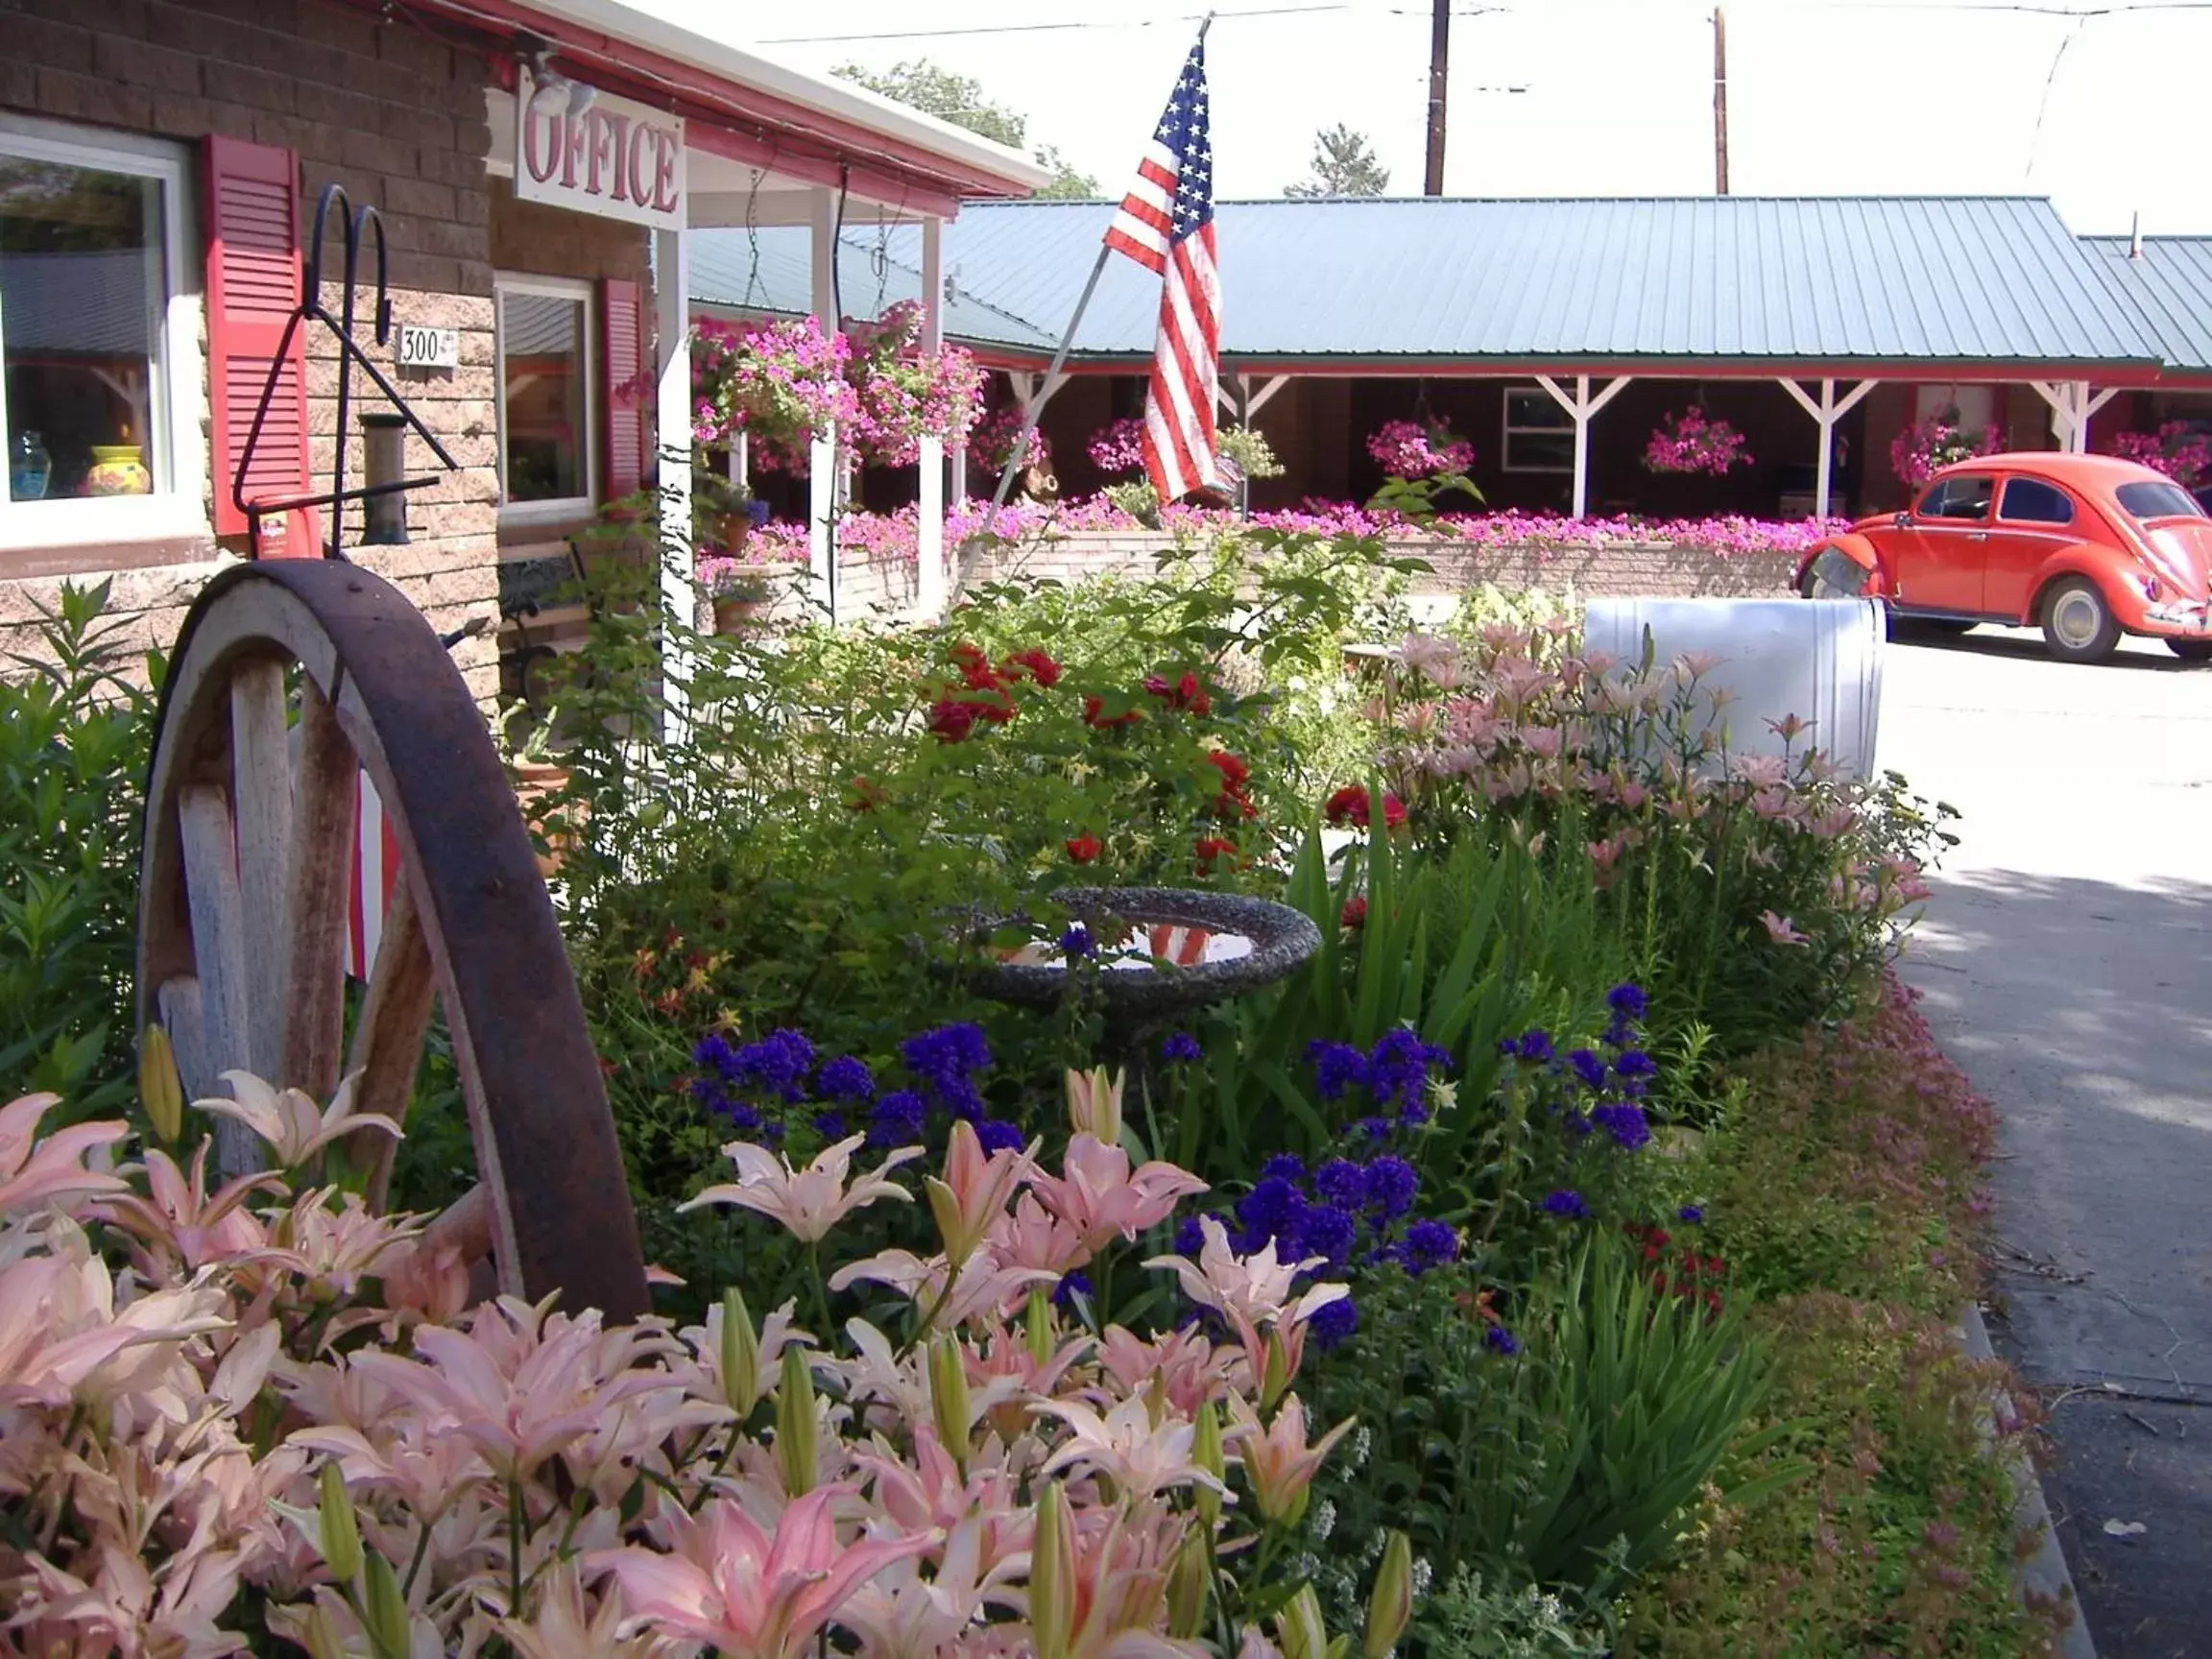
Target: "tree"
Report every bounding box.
[1283,125,1390,198]
[833,59,1099,199]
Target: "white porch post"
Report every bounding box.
[1778,377,1876,519]
[917,216,947,619]
[2029,380,2112,453]
[653,225,692,735]
[1535,373,1630,517]
[808,188,840,619]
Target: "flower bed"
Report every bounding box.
[3,570,2061,1657]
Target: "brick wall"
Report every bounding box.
[489,177,649,286]
[965,530,1802,602]
[0,0,502,696]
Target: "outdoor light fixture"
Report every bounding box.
[519,40,574,112]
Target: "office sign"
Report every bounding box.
[515,70,685,231]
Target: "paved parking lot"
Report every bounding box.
[1878,627,2212,1658]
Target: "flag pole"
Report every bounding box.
[959,12,1215,570]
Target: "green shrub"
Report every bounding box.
[0,582,157,1120]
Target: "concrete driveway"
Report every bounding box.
[1877,626,2212,1659]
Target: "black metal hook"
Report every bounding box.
[232,178,460,562]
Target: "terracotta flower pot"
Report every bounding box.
[711,595,768,634]
[511,763,578,878]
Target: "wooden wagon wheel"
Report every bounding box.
[136,561,649,1321]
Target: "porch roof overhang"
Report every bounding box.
[401,0,1050,218]
[2080,235,2212,385]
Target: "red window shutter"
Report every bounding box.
[204,135,314,554]
[601,277,647,500]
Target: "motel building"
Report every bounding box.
[701,199,2212,559]
[0,0,1046,693]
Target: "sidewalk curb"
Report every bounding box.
[1959,1302,2096,1659]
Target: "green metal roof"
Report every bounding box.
[2080,236,2212,376]
[692,196,2172,373]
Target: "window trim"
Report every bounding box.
[0,113,205,555]
[493,273,597,527]
[1502,385,1575,475]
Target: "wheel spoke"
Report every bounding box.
[230,660,294,1087]
[155,976,214,1107]
[178,782,260,1175]
[282,678,356,1100]
[348,878,437,1209]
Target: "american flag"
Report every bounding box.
[1104,37,1221,505]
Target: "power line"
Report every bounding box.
[759,2,1509,45]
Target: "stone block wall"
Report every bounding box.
[0,0,503,695]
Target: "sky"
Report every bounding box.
[650,0,2212,234]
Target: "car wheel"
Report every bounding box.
[2040,577,2122,664]
[2165,638,2212,664]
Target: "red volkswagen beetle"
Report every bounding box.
[1796,452,2212,664]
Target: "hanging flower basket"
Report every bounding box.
[968,402,1047,476]
[1087,417,1147,476]
[1365,419,1474,479]
[691,315,856,452]
[1890,410,2002,486]
[843,300,986,467]
[2104,421,2212,490]
[1643,407,1750,475]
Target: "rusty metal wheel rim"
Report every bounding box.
[136,561,647,1319]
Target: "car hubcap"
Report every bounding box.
[2053,590,2102,647]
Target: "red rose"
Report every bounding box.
[1322,785,1407,829]
[1066,832,1102,864]
[1144,670,1212,716]
[926,698,976,743]
[950,640,990,673]
[1203,751,1250,792]
[1004,648,1062,688]
[1193,835,1238,875]
[1083,695,1143,729]
[846,776,885,812]
[1340,897,1368,930]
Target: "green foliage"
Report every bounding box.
[1306,1234,1789,1600]
[0,582,157,1120]
[1617,1295,2052,1658]
[1217,424,1286,481]
[1283,123,1391,198]
[830,59,1098,196]
[1419,1567,1616,1658]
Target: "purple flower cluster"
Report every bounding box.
[1171,1148,1463,1354]
[1499,981,1659,1154]
[691,1020,1014,1150]
[1303,1029,1452,1136]
[1161,1032,1204,1064]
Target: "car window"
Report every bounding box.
[1918,475,1994,520]
[2114,480,2206,521]
[1998,476,2074,524]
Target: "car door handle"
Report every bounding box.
[1966,532,1987,541]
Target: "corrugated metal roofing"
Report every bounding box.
[2080,236,2212,375]
[687,224,1058,352]
[692,196,2166,370]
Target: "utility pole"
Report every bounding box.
[1425,0,1450,196]
[1712,6,1730,195]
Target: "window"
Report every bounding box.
[1503,386,1574,473]
[2115,480,2204,521]
[495,276,594,521]
[1998,476,2074,525]
[1,117,200,549]
[1917,475,1993,520]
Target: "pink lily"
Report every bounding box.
[0,1092,129,1215]
[1760,910,1809,947]
[1035,1393,1225,1503]
[585,1487,933,1659]
[925,1119,1032,1266]
[1097,1324,1234,1417]
[197,1070,402,1168]
[681,1135,923,1243]
[1143,1216,1348,1330]
[94,1141,278,1278]
[830,1247,1057,1332]
[1028,1137,1207,1255]
[1227,1392,1354,1527]
[988,1190,1092,1278]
